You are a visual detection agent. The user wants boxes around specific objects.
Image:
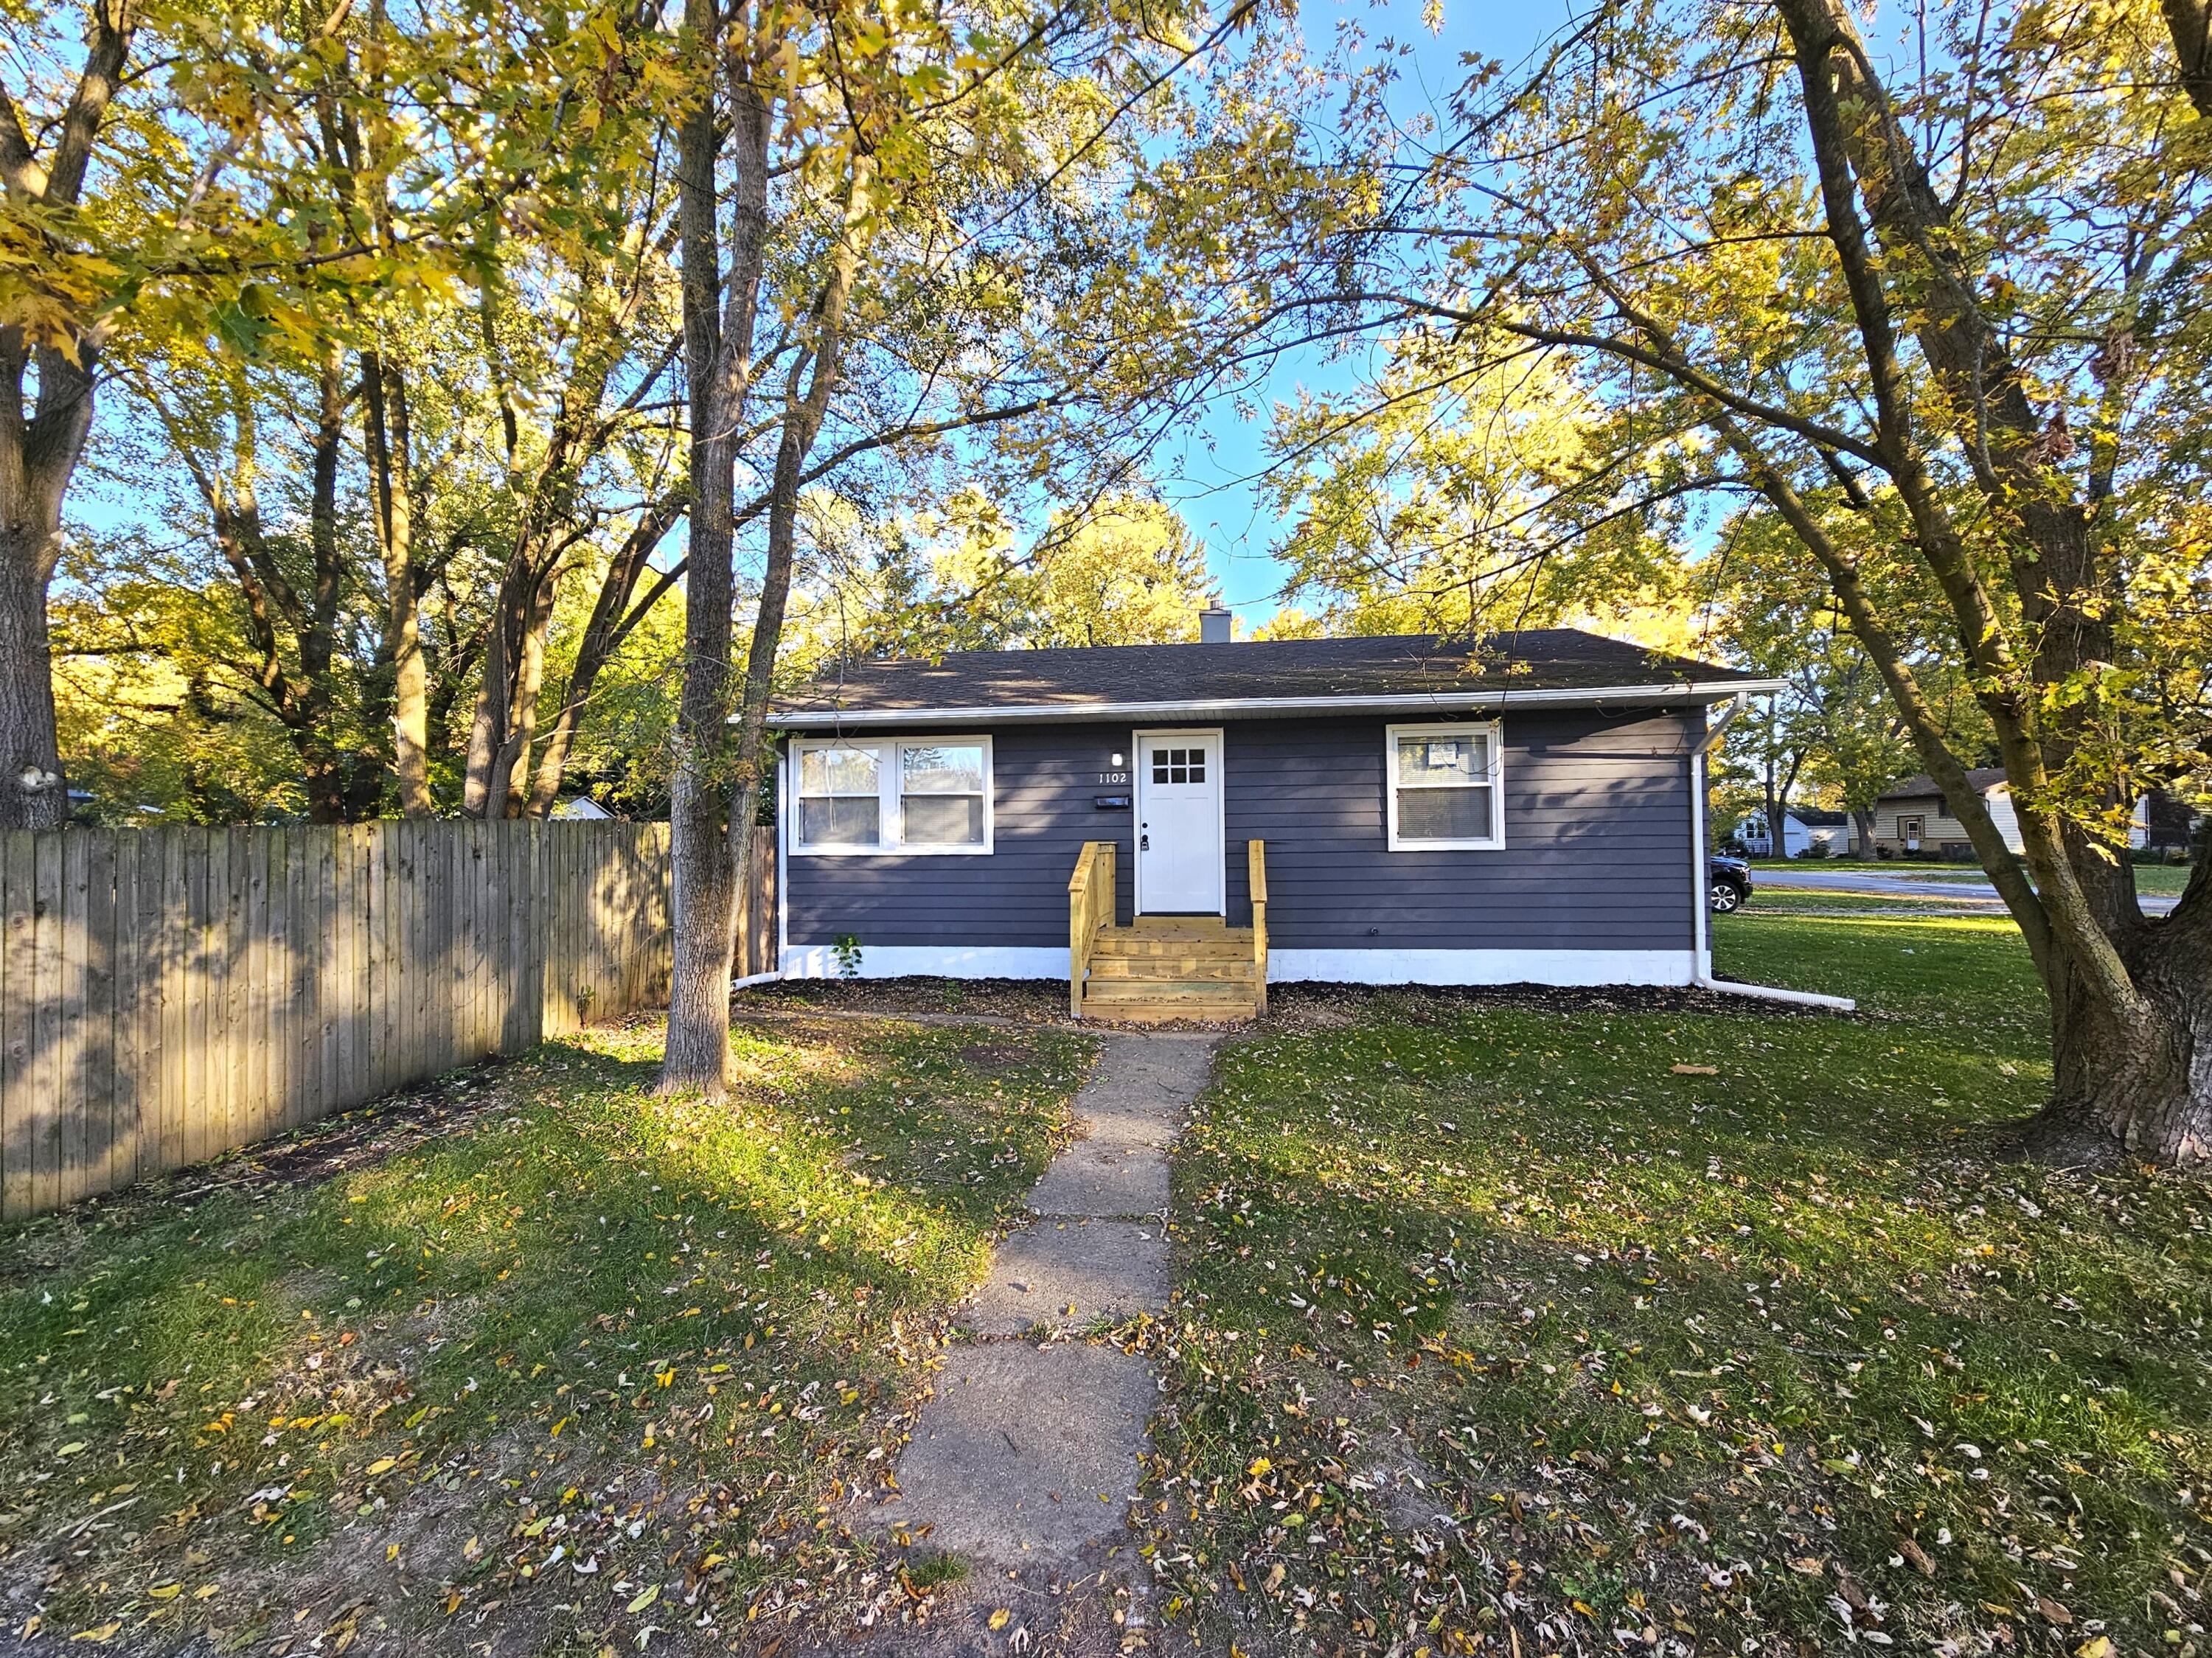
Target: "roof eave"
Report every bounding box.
[760,679,1784,730]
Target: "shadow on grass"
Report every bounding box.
[0,1011,1098,1654]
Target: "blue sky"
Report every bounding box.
[1167,0,1573,629]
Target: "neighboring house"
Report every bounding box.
[550,797,614,821]
[1874,770,2195,858]
[1873,767,2018,857]
[1733,809,1856,858]
[2132,792,2197,854]
[765,627,1775,1017]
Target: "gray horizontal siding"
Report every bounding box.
[784,723,1135,950]
[781,710,1700,955]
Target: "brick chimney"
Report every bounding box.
[1198,600,1233,644]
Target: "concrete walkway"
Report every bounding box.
[888,1034,1214,1573]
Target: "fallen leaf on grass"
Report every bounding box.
[1670,1064,1718,1076]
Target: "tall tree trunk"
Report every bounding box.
[1850,806,1877,859]
[2037,851,2212,1164]
[299,346,352,822]
[658,8,773,1096]
[526,498,686,815]
[721,156,877,986]
[461,577,517,815]
[493,576,558,815]
[1772,0,2212,1164]
[0,0,139,829]
[0,532,66,826]
[364,349,432,815]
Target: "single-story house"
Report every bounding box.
[1874,771,2197,858]
[1872,767,2017,858]
[1732,809,1857,858]
[765,625,1805,1020]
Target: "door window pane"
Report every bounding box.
[1151,745,1206,784]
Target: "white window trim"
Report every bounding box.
[789,734,995,857]
[1385,720,1505,851]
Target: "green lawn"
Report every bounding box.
[0,1014,1096,1653]
[1150,911,2211,1657]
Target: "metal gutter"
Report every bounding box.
[762,678,1787,729]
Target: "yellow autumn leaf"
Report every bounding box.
[988,1609,1011,1630]
[365,1457,395,1476]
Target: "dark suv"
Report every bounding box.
[1709,854,1753,913]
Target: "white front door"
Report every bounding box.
[1135,729,1223,913]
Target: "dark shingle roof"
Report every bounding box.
[772,630,1764,726]
[1878,767,2008,802]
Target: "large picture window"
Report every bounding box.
[792,736,992,854]
[1385,721,1503,850]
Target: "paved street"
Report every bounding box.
[1760,865,2180,916]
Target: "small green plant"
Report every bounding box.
[832,933,863,978]
[902,1550,969,1590]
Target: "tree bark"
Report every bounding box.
[0,0,141,828]
[720,155,876,988]
[2037,856,2212,1164]
[1768,0,2212,1164]
[526,496,686,815]
[0,537,66,825]
[658,2,773,1096]
[2163,0,2212,118]
[363,349,432,815]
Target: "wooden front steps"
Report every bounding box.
[1079,917,1261,1024]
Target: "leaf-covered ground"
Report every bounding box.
[1146,910,2211,1657]
[0,1014,1096,1655]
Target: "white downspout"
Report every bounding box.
[1688,695,1857,1013]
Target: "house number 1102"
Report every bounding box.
[1096,770,1129,784]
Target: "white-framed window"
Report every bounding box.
[790,736,992,855]
[1385,721,1503,851]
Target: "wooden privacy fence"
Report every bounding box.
[0,821,775,1222]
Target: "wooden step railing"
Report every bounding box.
[1248,838,1268,1015]
[1068,840,1116,1018]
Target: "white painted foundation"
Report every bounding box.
[778,942,1701,988]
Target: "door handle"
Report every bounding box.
[1140,833,1150,850]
